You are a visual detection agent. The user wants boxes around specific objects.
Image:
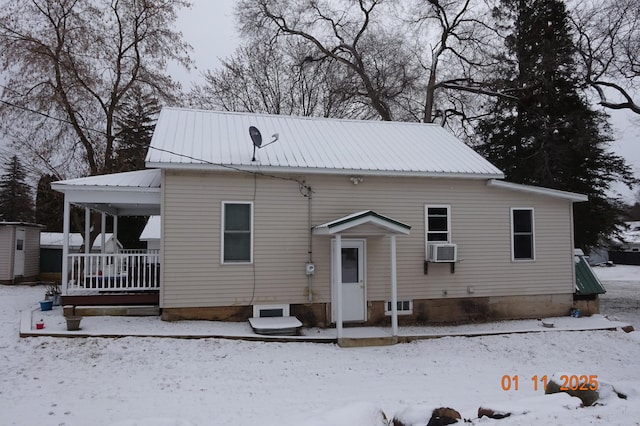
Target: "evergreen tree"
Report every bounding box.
[475,0,634,250]
[111,88,161,249]
[113,88,160,172]
[0,155,34,222]
[35,174,63,231]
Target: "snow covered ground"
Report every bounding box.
[0,266,639,426]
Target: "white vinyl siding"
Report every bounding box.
[511,208,535,261]
[161,171,575,308]
[221,202,253,264]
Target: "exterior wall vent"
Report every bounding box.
[385,300,413,316]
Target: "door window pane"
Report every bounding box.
[341,247,359,283]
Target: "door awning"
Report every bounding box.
[313,210,411,236]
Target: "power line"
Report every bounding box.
[0,94,313,192]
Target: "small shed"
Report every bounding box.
[139,216,160,252]
[0,222,42,284]
[39,232,121,279]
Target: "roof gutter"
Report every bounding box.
[486,179,588,202]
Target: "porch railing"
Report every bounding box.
[66,252,160,293]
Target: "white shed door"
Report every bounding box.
[14,228,25,277]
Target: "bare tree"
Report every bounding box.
[234,0,512,126]
[235,0,421,122]
[571,0,640,114]
[0,0,192,179]
[189,37,369,118]
[409,0,510,124]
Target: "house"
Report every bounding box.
[139,216,161,252]
[39,232,122,280]
[0,222,42,284]
[52,108,588,338]
[608,221,640,265]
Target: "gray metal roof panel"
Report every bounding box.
[51,169,161,191]
[146,108,504,177]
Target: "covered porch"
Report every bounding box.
[313,210,411,344]
[51,170,162,305]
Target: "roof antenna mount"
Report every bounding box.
[249,126,262,162]
[249,126,279,161]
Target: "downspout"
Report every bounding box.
[307,187,313,302]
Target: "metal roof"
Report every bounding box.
[51,169,161,192]
[139,216,161,241]
[574,250,606,295]
[40,232,118,250]
[146,108,504,178]
[486,179,588,202]
[51,169,161,216]
[313,210,411,235]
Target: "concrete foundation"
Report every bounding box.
[161,293,575,327]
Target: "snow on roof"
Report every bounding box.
[40,232,118,249]
[613,221,640,245]
[52,169,161,192]
[146,108,505,178]
[139,216,160,241]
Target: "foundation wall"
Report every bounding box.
[161,293,574,326]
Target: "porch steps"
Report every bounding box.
[338,336,398,347]
[67,305,160,317]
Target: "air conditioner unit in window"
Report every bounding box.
[427,243,457,262]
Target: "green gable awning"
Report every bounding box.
[575,251,606,295]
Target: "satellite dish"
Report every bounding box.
[249,125,279,161]
[249,126,262,148]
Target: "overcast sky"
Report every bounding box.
[170,0,238,87]
[3,0,640,201]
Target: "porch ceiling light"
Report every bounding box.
[349,176,363,185]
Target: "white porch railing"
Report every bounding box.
[66,252,160,293]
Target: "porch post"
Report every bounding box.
[100,212,106,253]
[84,207,90,255]
[61,199,71,295]
[113,215,118,249]
[334,234,343,340]
[390,234,398,337]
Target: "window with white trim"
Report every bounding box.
[425,205,451,243]
[385,300,413,315]
[511,208,535,260]
[222,202,253,263]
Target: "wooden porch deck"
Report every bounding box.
[61,291,159,306]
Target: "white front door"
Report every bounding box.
[332,239,366,322]
[14,228,25,277]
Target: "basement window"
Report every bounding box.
[252,304,290,318]
[385,300,413,316]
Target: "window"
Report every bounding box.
[253,304,290,318]
[222,202,252,263]
[385,300,413,316]
[512,208,535,260]
[425,205,451,243]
